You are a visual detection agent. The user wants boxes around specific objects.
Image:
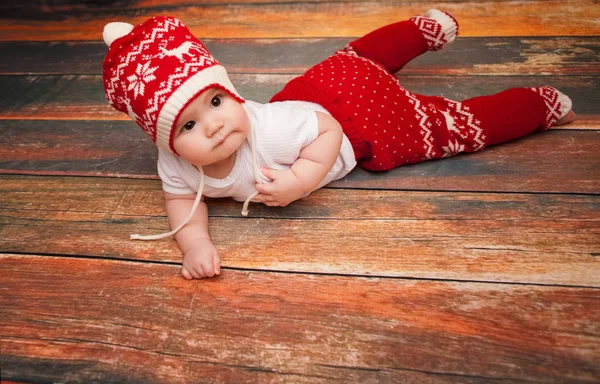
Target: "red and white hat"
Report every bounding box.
[102,16,244,154]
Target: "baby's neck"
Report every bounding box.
[200,151,237,179]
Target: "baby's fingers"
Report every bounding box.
[201,261,216,278]
[181,267,194,280]
[213,253,221,276]
[255,182,275,195]
[253,193,275,203]
[183,264,205,279]
[261,167,287,181]
[254,194,281,206]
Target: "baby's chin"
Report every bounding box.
[222,131,246,152]
[210,137,241,161]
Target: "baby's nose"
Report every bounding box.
[206,121,223,137]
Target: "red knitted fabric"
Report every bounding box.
[271,18,559,171]
[102,16,243,155]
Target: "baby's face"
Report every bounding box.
[172,87,249,167]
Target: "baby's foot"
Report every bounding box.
[554,109,576,126]
[411,9,459,51]
[530,86,573,129]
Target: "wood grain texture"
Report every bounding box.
[1,120,597,194]
[1,1,598,381]
[1,175,598,286]
[330,129,600,194]
[1,37,598,76]
[3,175,598,221]
[2,254,599,383]
[1,74,597,120]
[1,1,598,40]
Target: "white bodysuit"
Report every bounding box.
[157,100,357,202]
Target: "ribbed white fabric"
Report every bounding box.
[241,128,263,216]
[556,91,573,118]
[529,86,573,128]
[157,100,356,203]
[425,9,458,43]
[141,100,357,241]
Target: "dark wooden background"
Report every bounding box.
[1,1,599,383]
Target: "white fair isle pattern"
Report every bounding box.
[442,139,466,157]
[410,16,448,51]
[103,16,244,155]
[530,86,569,129]
[105,18,182,138]
[127,61,158,99]
[158,41,195,60]
[106,18,218,139]
[143,43,216,140]
[125,102,139,122]
[340,46,437,159]
[402,89,437,159]
[444,100,486,152]
[105,18,180,110]
[440,110,465,157]
[116,96,143,129]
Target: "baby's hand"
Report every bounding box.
[181,238,221,280]
[254,167,306,207]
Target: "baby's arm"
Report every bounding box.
[164,192,220,279]
[255,112,343,206]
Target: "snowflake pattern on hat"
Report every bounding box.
[102,16,243,153]
[127,61,158,99]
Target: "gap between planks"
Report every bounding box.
[2,252,599,290]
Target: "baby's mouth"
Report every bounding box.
[214,130,231,146]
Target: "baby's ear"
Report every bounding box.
[103,22,134,47]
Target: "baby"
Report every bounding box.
[102,11,575,280]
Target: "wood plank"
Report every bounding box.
[2,37,598,76]
[0,0,518,14]
[0,74,596,121]
[331,129,600,193]
[1,119,597,194]
[3,175,598,221]
[1,176,598,286]
[1,1,598,40]
[0,119,157,177]
[2,254,599,382]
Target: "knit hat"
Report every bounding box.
[102,16,244,155]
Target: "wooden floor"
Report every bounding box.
[1,1,599,383]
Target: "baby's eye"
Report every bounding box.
[211,95,222,108]
[182,121,196,131]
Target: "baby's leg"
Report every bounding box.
[356,86,573,171]
[437,86,573,156]
[346,9,458,74]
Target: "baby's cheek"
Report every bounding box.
[178,144,201,164]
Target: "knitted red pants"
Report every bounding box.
[271,14,570,171]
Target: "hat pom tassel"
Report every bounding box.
[103,22,134,47]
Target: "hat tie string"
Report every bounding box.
[130,169,205,241]
[130,126,262,241]
[242,126,263,217]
